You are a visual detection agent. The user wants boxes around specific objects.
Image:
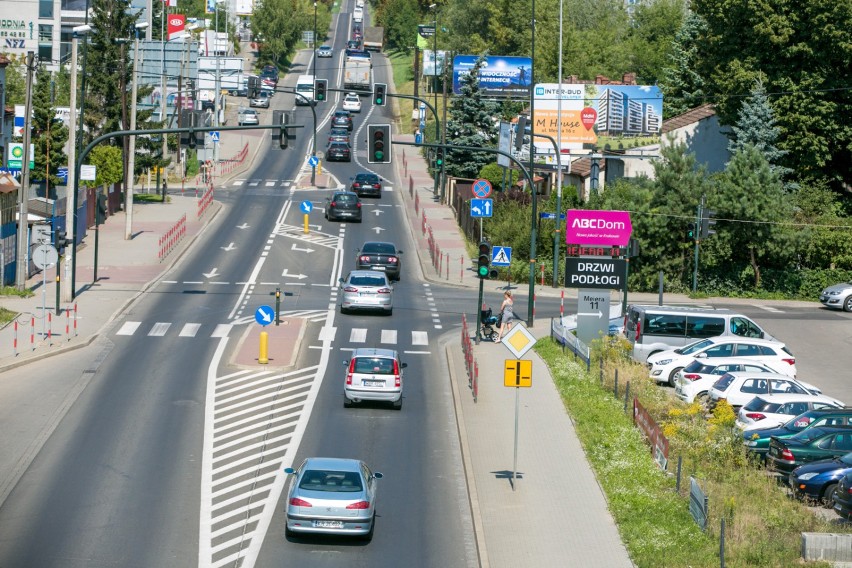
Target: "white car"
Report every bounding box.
[342,92,362,113]
[709,372,837,410]
[735,393,844,430]
[647,336,797,387]
[674,358,783,404]
[237,108,259,126]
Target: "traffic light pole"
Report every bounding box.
[385,93,441,198]
[275,87,318,184]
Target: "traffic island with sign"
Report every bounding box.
[232,315,306,368]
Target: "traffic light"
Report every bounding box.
[368,124,392,164]
[314,79,327,102]
[55,231,70,252]
[686,222,696,241]
[514,116,528,151]
[700,209,717,239]
[477,241,491,279]
[279,112,290,150]
[373,83,387,106]
[435,149,443,168]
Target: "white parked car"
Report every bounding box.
[342,92,362,113]
[674,358,783,404]
[709,372,839,410]
[647,336,797,387]
[735,393,844,430]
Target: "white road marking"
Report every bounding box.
[179,323,201,337]
[411,331,428,345]
[116,321,141,335]
[148,322,171,336]
[350,328,367,342]
[210,324,232,338]
[381,329,397,344]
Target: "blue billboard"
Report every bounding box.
[452,55,533,98]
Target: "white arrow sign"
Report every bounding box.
[309,224,323,230]
[203,268,219,279]
[373,209,383,216]
[237,223,249,230]
[372,226,386,234]
[578,310,604,319]
[281,269,308,279]
[291,244,315,253]
[221,242,236,251]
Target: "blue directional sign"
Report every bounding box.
[210,131,220,142]
[472,178,492,198]
[539,212,567,220]
[470,198,493,218]
[492,246,512,266]
[300,201,313,214]
[255,305,275,326]
[308,155,319,167]
[57,166,68,183]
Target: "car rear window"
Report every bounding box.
[743,397,770,412]
[350,275,387,286]
[356,174,379,183]
[354,357,395,374]
[712,373,736,392]
[333,194,356,203]
[363,243,395,254]
[684,360,714,373]
[299,470,363,492]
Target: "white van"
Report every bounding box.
[353,7,363,22]
[295,74,315,105]
[624,304,777,363]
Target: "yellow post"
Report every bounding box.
[259,331,269,364]
[304,213,309,234]
[318,159,323,175]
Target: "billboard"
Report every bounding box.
[422,50,447,77]
[533,83,663,152]
[167,14,186,40]
[452,55,532,98]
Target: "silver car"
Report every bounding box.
[344,348,406,409]
[237,108,259,126]
[284,457,383,540]
[249,91,270,108]
[317,44,333,58]
[339,270,393,314]
[820,281,852,311]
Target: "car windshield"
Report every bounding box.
[354,357,395,374]
[363,243,396,255]
[296,84,313,92]
[783,411,823,432]
[299,469,363,492]
[677,339,714,355]
[349,275,387,286]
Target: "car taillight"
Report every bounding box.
[290,497,312,507]
[683,374,702,381]
[353,182,360,188]
[346,501,370,510]
[356,202,362,208]
[782,358,796,366]
[344,286,358,293]
[781,449,795,461]
[347,359,355,385]
[377,287,391,295]
[388,256,398,264]
[360,255,370,262]
[635,321,641,341]
[330,201,336,207]
[376,183,382,190]
[746,413,766,421]
[394,360,401,387]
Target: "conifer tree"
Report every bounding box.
[31,66,69,197]
[658,11,707,118]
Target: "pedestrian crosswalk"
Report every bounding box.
[231,179,293,188]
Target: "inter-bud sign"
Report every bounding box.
[566,209,632,247]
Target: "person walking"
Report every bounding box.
[495,291,514,342]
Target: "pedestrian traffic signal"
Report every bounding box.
[700,209,717,239]
[373,83,387,106]
[686,222,696,241]
[477,241,491,278]
[368,124,392,164]
[314,79,327,102]
[514,116,528,151]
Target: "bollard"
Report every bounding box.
[676,455,683,493]
[560,290,564,318]
[614,369,619,397]
[460,255,464,282]
[30,316,35,351]
[48,313,52,346]
[259,331,269,364]
[13,320,18,356]
[74,303,78,336]
[599,357,604,385]
[624,381,630,413]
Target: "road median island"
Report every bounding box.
[231,317,306,368]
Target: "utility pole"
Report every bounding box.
[15,51,36,290]
[126,22,148,240]
[692,196,704,293]
[552,0,563,288]
[527,0,538,325]
[160,2,168,179]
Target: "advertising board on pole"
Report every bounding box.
[453,55,532,98]
[566,209,633,247]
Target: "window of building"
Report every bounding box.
[39,0,54,18]
[39,25,53,62]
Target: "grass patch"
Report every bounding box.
[536,337,838,567]
[134,194,168,204]
[0,307,17,325]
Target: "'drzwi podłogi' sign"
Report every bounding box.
[566,209,632,247]
[564,258,626,290]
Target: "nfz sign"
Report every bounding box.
[565,258,626,290]
[566,209,632,247]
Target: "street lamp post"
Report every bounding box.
[527,0,538,325]
[428,3,440,197]
[552,0,564,287]
[313,1,318,76]
[125,22,148,242]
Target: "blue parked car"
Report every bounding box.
[789,452,852,506]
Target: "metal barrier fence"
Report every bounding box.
[11,304,79,355]
[549,316,591,370]
[158,213,187,262]
[461,314,478,402]
[197,186,214,219]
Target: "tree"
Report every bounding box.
[658,11,707,119]
[3,58,27,105]
[31,66,70,196]
[444,56,500,179]
[81,145,124,189]
[626,0,686,85]
[375,0,418,51]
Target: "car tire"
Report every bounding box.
[392,398,402,410]
[668,367,683,388]
[844,296,852,312]
[344,396,353,408]
[695,392,709,406]
[823,483,839,507]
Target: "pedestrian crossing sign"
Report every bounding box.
[492,246,511,266]
[210,131,220,142]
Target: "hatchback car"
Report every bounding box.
[743,408,852,459]
[342,92,362,113]
[674,358,781,404]
[736,393,843,430]
[283,457,383,539]
[790,452,852,507]
[325,191,362,222]
[820,281,852,311]
[767,426,852,475]
[356,242,403,280]
[326,141,352,162]
[317,44,333,58]
[237,108,259,126]
[344,348,407,409]
[339,270,393,314]
[347,39,361,50]
[328,127,351,145]
[834,470,852,518]
[349,173,383,198]
[332,110,354,131]
[708,372,834,410]
[260,64,279,85]
[249,91,271,108]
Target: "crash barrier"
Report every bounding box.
[158,214,187,262]
[217,143,250,177]
[12,304,79,356]
[413,183,419,213]
[402,148,408,177]
[197,186,214,220]
[461,314,479,402]
[550,316,591,370]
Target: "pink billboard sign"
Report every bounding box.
[566,209,632,247]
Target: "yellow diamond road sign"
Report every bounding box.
[500,322,537,358]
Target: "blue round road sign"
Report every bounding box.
[472,178,492,198]
[255,305,275,326]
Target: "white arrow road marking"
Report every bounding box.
[291,244,315,253]
[237,223,249,230]
[372,209,383,216]
[221,242,236,251]
[203,268,219,279]
[372,226,386,234]
[578,310,604,319]
[281,269,308,279]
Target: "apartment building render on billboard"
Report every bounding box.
[596,87,661,137]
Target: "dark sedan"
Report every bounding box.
[325,191,362,222]
[328,127,350,145]
[332,110,353,131]
[834,470,852,519]
[349,173,383,198]
[326,142,352,162]
[743,408,852,459]
[766,426,852,475]
[356,242,403,281]
[790,453,852,506]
